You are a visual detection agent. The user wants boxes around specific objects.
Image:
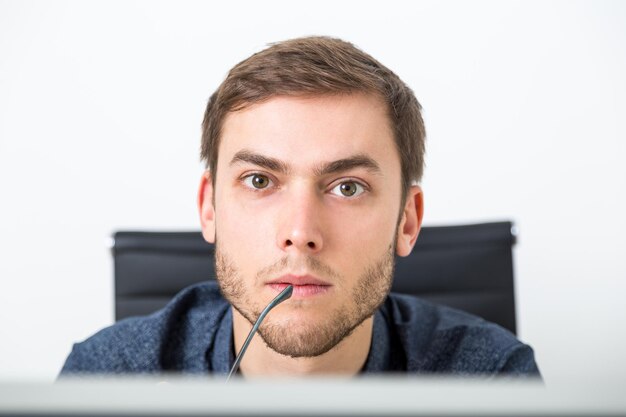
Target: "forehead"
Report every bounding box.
[218,93,400,174]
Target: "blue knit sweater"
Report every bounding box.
[60,281,540,376]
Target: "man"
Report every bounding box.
[61,37,540,376]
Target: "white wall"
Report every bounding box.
[1,0,624,382]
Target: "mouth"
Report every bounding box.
[266,275,332,298]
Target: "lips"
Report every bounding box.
[266,275,332,298]
[267,274,331,286]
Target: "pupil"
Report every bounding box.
[253,175,267,188]
[341,182,356,196]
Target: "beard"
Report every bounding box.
[214,242,395,358]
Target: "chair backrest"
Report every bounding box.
[113,221,517,334]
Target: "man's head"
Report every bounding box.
[201,36,426,200]
[198,37,425,360]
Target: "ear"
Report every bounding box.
[198,171,216,244]
[395,185,424,257]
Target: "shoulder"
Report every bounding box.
[60,281,228,375]
[383,293,540,376]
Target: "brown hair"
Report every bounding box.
[201,36,425,197]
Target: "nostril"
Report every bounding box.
[283,239,317,249]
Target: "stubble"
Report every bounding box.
[214,243,395,358]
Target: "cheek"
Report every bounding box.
[324,202,399,268]
[214,191,277,264]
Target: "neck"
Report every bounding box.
[231,307,373,376]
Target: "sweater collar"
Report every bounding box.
[208,307,392,375]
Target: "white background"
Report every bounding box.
[0,0,624,383]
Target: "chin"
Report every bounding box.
[268,306,330,326]
[257,311,367,359]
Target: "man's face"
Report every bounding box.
[201,93,412,358]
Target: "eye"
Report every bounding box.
[243,174,272,189]
[330,181,365,197]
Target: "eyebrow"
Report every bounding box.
[230,149,381,177]
[230,150,291,174]
[313,154,381,177]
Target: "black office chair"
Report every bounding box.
[112,221,518,334]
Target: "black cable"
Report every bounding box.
[226,285,293,381]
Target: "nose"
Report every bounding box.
[276,186,324,254]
